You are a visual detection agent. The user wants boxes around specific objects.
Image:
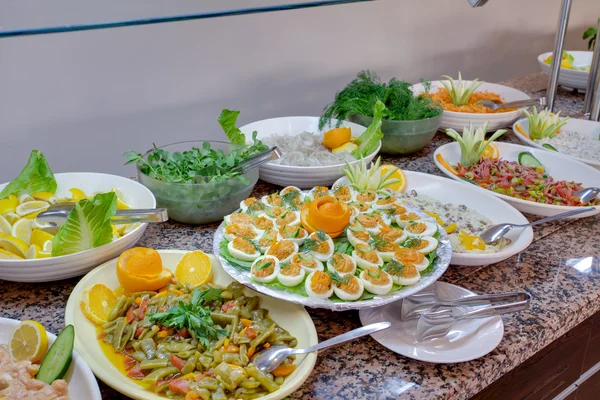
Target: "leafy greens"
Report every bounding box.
[351,100,385,159]
[51,192,117,256]
[0,150,57,199]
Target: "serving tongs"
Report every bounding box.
[192,147,281,183]
[475,97,546,110]
[415,292,531,342]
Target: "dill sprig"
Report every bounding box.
[301,231,328,252]
[369,232,390,251]
[384,259,405,276]
[403,237,423,249]
[327,269,352,285]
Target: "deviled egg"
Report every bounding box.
[274,209,301,227]
[395,212,422,228]
[257,228,279,252]
[224,224,259,242]
[333,275,364,301]
[368,210,393,228]
[403,236,438,254]
[380,227,408,244]
[250,256,280,283]
[370,234,400,262]
[393,247,429,271]
[355,189,377,204]
[332,185,355,202]
[253,215,274,231]
[352,214,381,233]
[346,222,371,247]
[291,253,324,273]
[280,186,304,208]
[384,260,421,286]
[305,270,334,299]
[276,262,306,287]
[265,239,299,264]
[264,206,287,220]
[308,186,330,200]
[348,201,371,213]
[327,253,357,276]
[306,231,334,261]
[261,193,285,207]
[224,212,255,226]
[359,267,393,295]
[404,221,437,237]
[227,237,261,262]
[352,243,384,270]
[278,225,308,245]
[240,197,267,214]
[372,194,397,210]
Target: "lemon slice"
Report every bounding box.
[0,215,12,235]
[31,192,58,204]
[30,229,54,248]
[3,212,20,225]
[0,195,18,215]
[15,201,50,217]
[9,320,48,362]
[0,249,23,260]
[122,223,140,236]
[113,224,127,235]
[0,233,29,257]
[69,188,87,201]
[42,240,53,253]
[26,245,50,259]
[112,188,131,210]
[111,225,120,240]
[32,219,54,230]
[18,194,35,204]
[11,219,32,246]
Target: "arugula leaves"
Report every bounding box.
[148,287,227,347]
[0,150,57,199]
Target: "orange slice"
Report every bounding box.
[175,250,213,287]
[481,143,499,160]
[514,123,530,140]
[80,284,118,325]
[436,154,457,175]
[379,164,407,192]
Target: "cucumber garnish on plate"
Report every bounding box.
[36,325,75,384]
[518,152,543,168]
[542,143,559,152]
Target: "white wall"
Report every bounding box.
[1,0,599,181]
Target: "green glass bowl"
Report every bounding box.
[348,113,443,155]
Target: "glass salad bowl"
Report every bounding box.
[136,141,259,225]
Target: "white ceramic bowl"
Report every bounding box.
[513,117,600,169]
[434,142,600,217]
[65,251,318,400]
[538,51,592,90]
[334,172,533,267]
[240,117,380,188]
[411,81,529,131]
[0,173,155,282]
[0,317,102,400]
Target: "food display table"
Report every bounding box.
[2,73,599,399]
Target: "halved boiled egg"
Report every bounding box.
[274,209,301,228]
[370,234,400,262]
[228,237,261,261]
[278,224,308,244]
[257,228,279,252]
[372,194,397,210]
[240,197,267,214]
[368,210,393,227]
[380,227,408,244]
[348,201,371,214]
[384,260,421,286]
[352,214,381,233]
[404,236,438,254]
[327,253,357,276]
[277,262,306,287]
[264,206,288,220]
[352,243,384,270]
[332,185,356,203]
[253,215,274,231]
[265,239,299,264]
[308,186,330,201]
[223,224,260,242]
[347,223,371,247]
[224,212,255,226]
[393,247,429,271]
[305,270,334,299]
[395,212,422,228]
[261,193,285,208]
[333,275,364,301]
[355,189,377,204]
[292,253,324,273]
[307,231,334,261]
[359,267,393,295]
[280,186,304,208]
[250,256,280,283]
[404,221,438,237]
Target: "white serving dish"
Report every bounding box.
[334,171,533,267]
[65,251,317,400]
[411,81,530,131]
[0,317,102,400]
[0,173,155,282]
[359,281,504,363]
[240,117,380,188]
[513,117,600,169]
[538,51,592,90]
[434,142,600,218]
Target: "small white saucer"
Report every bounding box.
[359,281,504,363]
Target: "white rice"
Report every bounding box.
[262,131,356,166]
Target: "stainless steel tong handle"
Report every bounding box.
[424,292,531,321]
[233,147,281,174]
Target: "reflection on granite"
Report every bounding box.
[1,73,599,400]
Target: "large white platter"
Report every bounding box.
[334,171,533,267]
[0,317,102,400]
[214,207,452,311]
[513,117,600,169]
[240,117,380,188]
[64,250,317,400]
[0,173,155,282]
[538,51,592,90]
[411,81,529,131]
[434,142,600,218]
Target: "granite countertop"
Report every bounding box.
[2,73,599,399]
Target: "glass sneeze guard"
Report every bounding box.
[0,0,372,38]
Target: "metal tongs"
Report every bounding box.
[413,292,531,341]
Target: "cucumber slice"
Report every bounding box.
[542,143,558,152]
[518,152,543,168]
[36,325,74,384]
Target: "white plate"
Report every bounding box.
[359,281,504,363]
[334,172,533,267]
[240,117,380,188]
[538,51,591,90]
[0,317,102,400]
[513,117,600,169]
[64,250,317,400]
[434,142,600,217]
[411,81,529,131]
[0,173,155,282]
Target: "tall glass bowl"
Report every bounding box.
[136,141,259,225]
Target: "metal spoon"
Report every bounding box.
[193,147,281,183]
[573,187,600,203]
[36,205,168,229]
[253,322,391,372]
[480,207,595,245]
[476,97,546,110]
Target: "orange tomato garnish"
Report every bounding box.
[301,196,350,239]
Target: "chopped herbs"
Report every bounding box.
[384,260,405,276]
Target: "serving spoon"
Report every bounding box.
[573,187,600,203]
[476,97,546,110]
[480,207,595,245]
[253,322,391,372]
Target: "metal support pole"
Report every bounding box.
[591,66,600,121]
[584,19,600,120]
[546,0,572,112]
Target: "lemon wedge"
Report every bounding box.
[31,192,58,204]
[122,223,140,236]
[15,201,50,217]
[0,249,23,260]
[11,219,33,245]
[30,229,54,248]
[332,142,358,154]
[18,194,35,204]
[0,233,29,257]
[9,320,48,363]
[0,215,12,235]
[69,188,87,201]
[3,212,20,225]
[0,195,18,215]
[112,188,131,210]
[42,240,53,253]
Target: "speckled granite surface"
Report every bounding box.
[2,73,599,400]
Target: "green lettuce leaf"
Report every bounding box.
[52,192,117,256]
[352,100,384,159]
[0,150,57,199]
[218,109,246,146]
[219,240,253,270]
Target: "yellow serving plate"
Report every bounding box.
[64,250,318,400]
